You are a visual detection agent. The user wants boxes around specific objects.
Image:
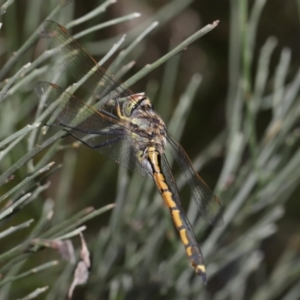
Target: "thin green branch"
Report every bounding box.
[168,73,202,140]
[51,204,115,239]
[0,0,14,15]
[0,131,63,187]
[0,65,48,103]
[55,150,77,222]
[17,286,49,300]
[109,21,159,74]
[124,21,219,88]
[52,225,86,240]
[156,40,181,120]
[29,199,54,237]
[272,48,291,118]
[86,0,194,56]
[0,4,62,80]
[0,162,55,204]
[0,219,34,239]
[248,0,267,66]
[72,13,141,40]
[0,193,31,220]
[97,21,219,108]
[0,134,24,162]
[0,63,31,102]
[39,206,94,239]
[227,0,242,123]
[67,0,116,28]
[0,122,40,149]
[0,261,58,287]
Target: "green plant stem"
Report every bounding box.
[0,0,15,15]
[0,123,40,149]
[72,13,141,40]
[17,286,49,300]
[0,131,63,187]
[0,193,31,220]
[51,204,115,239]
[52,225,86,240]
[0,4,62,80]
[55,150,77,222]
[39,206,94,239]
[0,162,55,204]
[0,261,58,287]
[0,66,48,103]
[109,21,159,74]
[0,63,31,102]
[124,21,219,89]
[97,21,219,108]
[67,0,116,28]
[0,219,34,239]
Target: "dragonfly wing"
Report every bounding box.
[42,20,132,104]
[167,134,223,227]
[35,82,146,176]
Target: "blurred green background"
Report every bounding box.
[0,0,300,299]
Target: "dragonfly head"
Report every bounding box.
[123,93,151,117]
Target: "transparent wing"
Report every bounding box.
[35,82,146,176]
[42,20,163,131]
[42,20,133,104]
[167,134,223,227]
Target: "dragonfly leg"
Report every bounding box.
[66,131,123,149]
[57,123,123,136]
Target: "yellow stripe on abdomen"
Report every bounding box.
[147,147,207,283]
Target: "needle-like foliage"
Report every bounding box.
[0,1,300,299]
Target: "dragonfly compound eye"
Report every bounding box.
[124,101,135,117]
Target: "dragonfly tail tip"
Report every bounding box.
[200,272,207,285]
[195,264,207,284]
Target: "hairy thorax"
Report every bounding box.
[121,94,167,165]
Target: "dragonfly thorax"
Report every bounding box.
[121,94,167,167]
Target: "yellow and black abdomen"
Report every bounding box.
[147,147,207,283]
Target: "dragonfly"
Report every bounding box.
[35,20,223,283]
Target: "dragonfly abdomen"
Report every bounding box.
[147,147,207,282]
